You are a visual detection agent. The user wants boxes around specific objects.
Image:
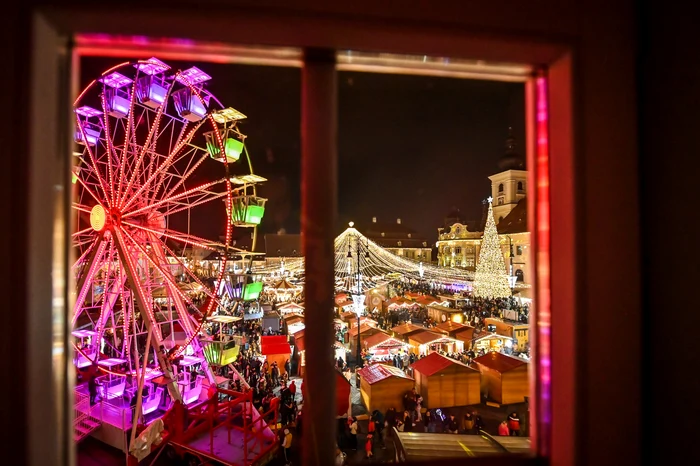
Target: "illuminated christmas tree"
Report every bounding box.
[473,197,512,298]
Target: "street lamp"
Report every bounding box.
[348,224,370,367]
[507,235,516,296]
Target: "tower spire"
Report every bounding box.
[498,126,524,171]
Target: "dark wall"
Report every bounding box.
[638,4,700,466]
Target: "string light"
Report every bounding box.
[473,199,512,298]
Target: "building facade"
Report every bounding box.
[363,217,433,262]
[436,131,530,284]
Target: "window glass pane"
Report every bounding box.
[73,52,303,463]
[337,60,532,462]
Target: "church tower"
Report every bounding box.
[488,128,527,224]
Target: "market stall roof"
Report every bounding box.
[433,321,469,334]
[387,296,415,308]
[453,327,477,342]
[260,335,292,356]
[473,352,528,373]
[348,323,380,338]
[410,352,477,377]
[408,330,450,345]
[414,295,440,306]
[358,363,413,385]
[278,302,305,311]
[473,331,513,342]
[282,312,304,321]
[427,303,463,313]
[391,323,425,335]
[340,311,357,321]
[364,332,407,350]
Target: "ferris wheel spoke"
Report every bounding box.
[115,78,140,205]
[120,120,207,213]
[158,240,224,303]
[99,95,119,207]
[72,237,109,326]
[155,147,208,204]
[160,190,229,218]
[92,240,120,352]
[118,103,169,211]
[122,221,224,252]
[122,178,225,219]
[76,116,112,206]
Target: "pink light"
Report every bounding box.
[535,73,552,455]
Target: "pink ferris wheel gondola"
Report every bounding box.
[71,58,265,418]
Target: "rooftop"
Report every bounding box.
[358,363,414,384]
[473,352,528,372]
[410,352,478,376]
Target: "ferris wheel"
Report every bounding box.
[71,58,267,400]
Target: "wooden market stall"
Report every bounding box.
[409,352,480,408]
[281,313,305,336]
[472,331,513,354]
[277,302,305,315]
[260,335,292,376]
[408,330,464,356]
[433,320,469,338]
[453,326,477,350]
[473,352,529,405]
[427,304,467,325]
[347,323,385,354]
[357,363,415,414]
[483,317,530,353]
[362,331,410,362]
[390,323,426,341]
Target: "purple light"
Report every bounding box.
[175,66,211,85]
[172,87,210,122]
[105,87,131,118]
[74,122,102,146]
[99,71,133,89]
[136,75,170,108]
[135,57,170,75]
[75,106,102,118]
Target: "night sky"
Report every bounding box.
[80,57,524,246]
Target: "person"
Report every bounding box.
[446,414,459,434]
[508,411,521,436]
[499,420,511,436]
[348,417,358,450]
[289,380,297,401]
[459,411,473,433]
[281,428,292,465]
[88,371,100,406]
[365,433,374,459]
[474,411,485,433]
[285,358,291,377]
[271,362,280,387]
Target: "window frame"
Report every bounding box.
[20,6,619,466]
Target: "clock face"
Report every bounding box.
[441,314,447,322]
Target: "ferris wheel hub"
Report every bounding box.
[90,205,107,231]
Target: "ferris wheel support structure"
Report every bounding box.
[113,227,182,402]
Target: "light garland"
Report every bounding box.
[473,199,512,298]
[252,227,475,292]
